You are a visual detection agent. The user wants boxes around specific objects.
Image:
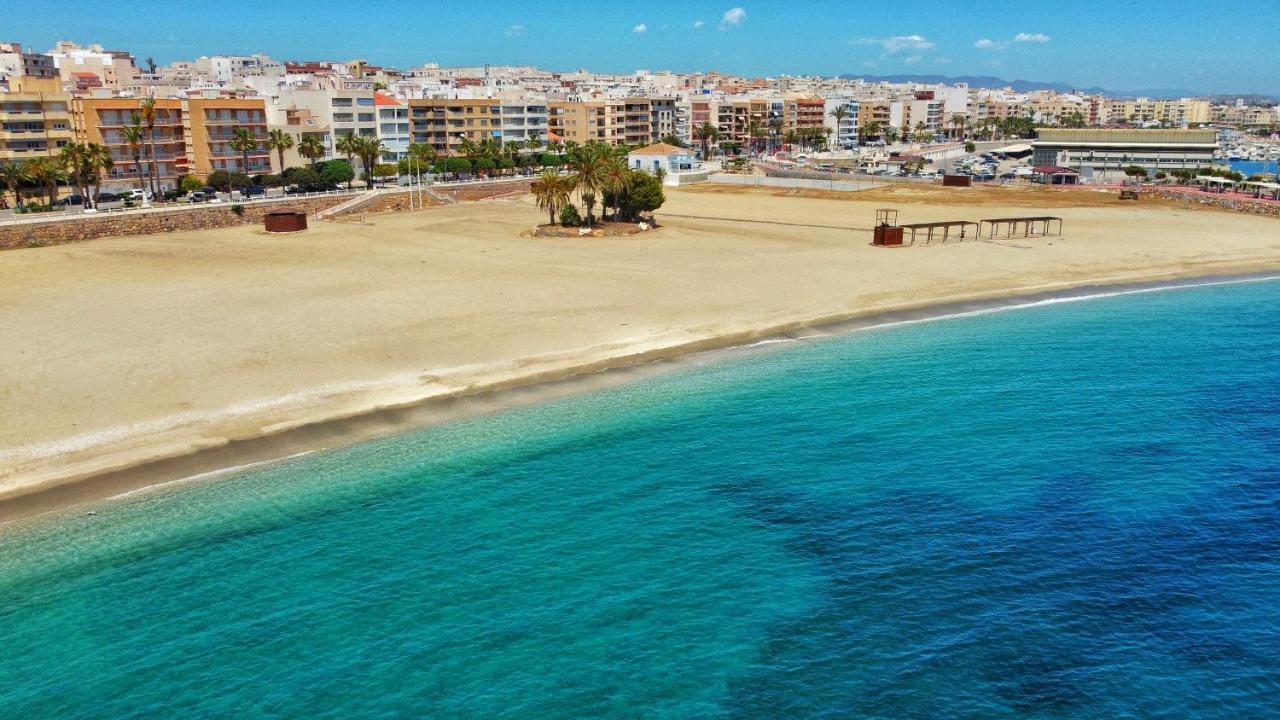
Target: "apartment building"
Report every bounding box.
[375,92,410,161]
[408,98,500,155]
[184,97,270,175]
[0,77,74,162]
[72,97,186,189]
[824,98,860,148]
[0,42,57,81]
[784,95,825,133]
[549,99,622,146]
[264,87,377,163]
[857,100,892,135]
[496,99,549,147]
[47,41,138,90]
[1113,98,1211,126]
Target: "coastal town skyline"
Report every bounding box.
[5,0,1279,94]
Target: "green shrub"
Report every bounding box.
[230,204,245,216]
[179,175,204,193]
[559,204,582,227]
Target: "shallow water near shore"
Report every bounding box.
[3,278,1280,718]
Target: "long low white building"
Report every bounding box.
[1032,129,1217,181]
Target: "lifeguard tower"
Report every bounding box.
[872,208,903,247]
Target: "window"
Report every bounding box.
[356,97,374,107]
[358,113,375,123]
[334,113,354,123]
[332,98,353,107]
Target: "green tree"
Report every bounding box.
[266,129,295,172]
[139,97,160,196]
[334,134,360,188]
[228,127,260,175]
[828,107,850,149]
[119,118,147,197]
[352,135,385,183]
[23,156,66,207]
[297,135,326,164]
[693,121,719,159]
[531,169,573,225]
[617,169,665,220]
[568,142,613,225]
[0,160,30,209]
[179,175,204,193]
[317,159,355,187]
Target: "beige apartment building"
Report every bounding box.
[0,76,74,162]
[72,97,186,189]
[550,99,624,146]
[408,98,500,155]
[184,97,270,175]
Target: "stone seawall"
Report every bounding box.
[1139,189,1280,218]
[0,197,349,251]
[334,180,534,218]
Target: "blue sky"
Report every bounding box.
[5,0,1278,94]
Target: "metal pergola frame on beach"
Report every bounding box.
[979,216,1064,239]
[898,220,980,245]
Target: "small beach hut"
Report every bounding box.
[1031,165,1079,185]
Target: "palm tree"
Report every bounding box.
[600,154,633,221]
[783,129,799,150]
[266,129,295,173]
[693,121,719,159]
[829,107,850,150]
[859,120,882,146]
[568,142,611,225]
[745,120,766,155]
[531,169,571,225]
[334,133,360,187]
[119,119,147,197]
[353,136,384,183]
[228,127,260,176]
[767,117,784,153]
[139,97,160,196]
[0,160,29,209]
[297,135,326,165]
[23,157,65,207]
[60,143,91,207]
[86,143,114,208]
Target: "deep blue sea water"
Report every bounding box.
[3,278,1280,719]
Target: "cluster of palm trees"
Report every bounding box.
[0,142,117,210]
[530,142,663,227]
[334,134,388,185]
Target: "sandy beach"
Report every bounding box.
[2,183,1279,520]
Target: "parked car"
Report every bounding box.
[239,185,266,197]
[999,172,1016,180]
[121,189,153,201]
[55,194,85,206]
[95,192,121,203]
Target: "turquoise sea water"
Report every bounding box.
[3,278,1280,718]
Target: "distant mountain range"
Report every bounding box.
[838,73,1273,101]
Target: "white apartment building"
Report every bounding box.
[823,98,860,149]
[375,92,410,161]
[497,99,549,146]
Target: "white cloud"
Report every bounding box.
[856,35,935,54]
[692,19,705,28]
[719,7,746,30]
[974,38,1008,50]
[1014,32,1051,43]
[633,23,647,33]
[504,25,524,38]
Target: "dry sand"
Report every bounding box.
[2,184,1279,518]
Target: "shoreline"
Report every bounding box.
[4,265,1278,527]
